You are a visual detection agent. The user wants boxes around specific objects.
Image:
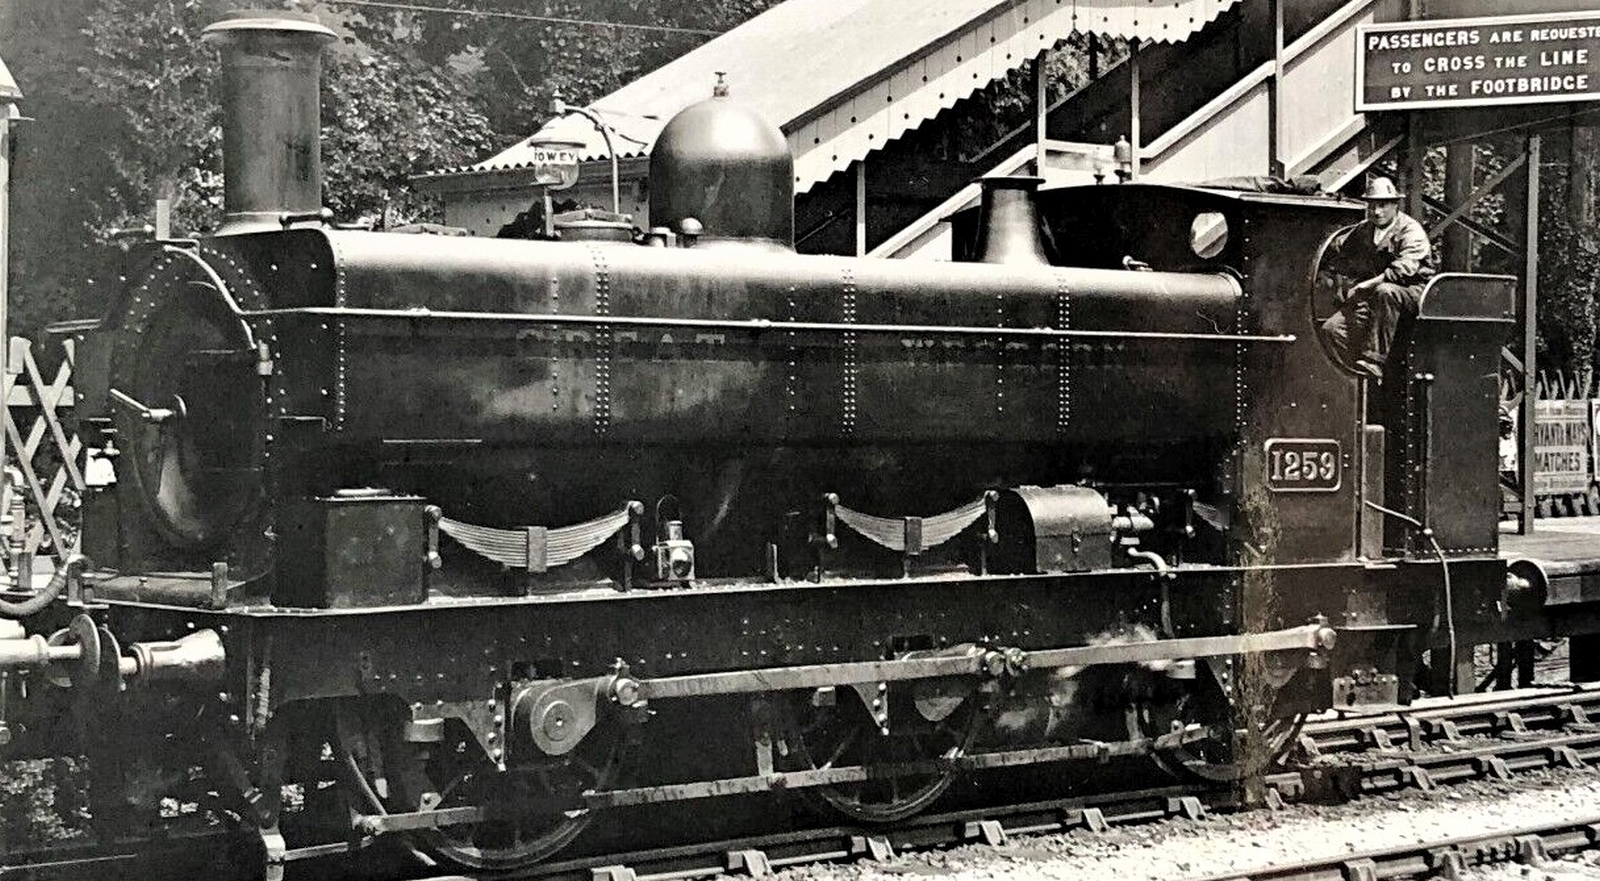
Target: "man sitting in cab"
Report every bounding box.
[1320,177,1436,378]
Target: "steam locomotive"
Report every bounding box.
[0,9,1562,877]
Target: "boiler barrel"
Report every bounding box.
[252,229,1246,448]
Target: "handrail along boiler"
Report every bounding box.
[0,9,1534,874]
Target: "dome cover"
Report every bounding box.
[649,82,793,247]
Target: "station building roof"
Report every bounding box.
[421,0,1239,195]
[0,55,21,103]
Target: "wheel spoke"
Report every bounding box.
[1132,662,1305,783]
[780,693,974,824]
[823,725,859,768]
[344,704,627,871]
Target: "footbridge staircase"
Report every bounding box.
[861,0,1408,260]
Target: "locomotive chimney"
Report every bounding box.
[974,175,1052,265]
[202,11,335,235]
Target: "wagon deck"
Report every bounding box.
[1502,522,1600,571]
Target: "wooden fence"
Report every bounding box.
[1,336,81,583]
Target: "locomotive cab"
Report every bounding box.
[958,181,1513,569]
[957,181,1373,566]
[955,180,1518,706]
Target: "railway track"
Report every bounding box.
[484,685,1600,881]
[1189,816,1600,881]
[9,686,1600,881]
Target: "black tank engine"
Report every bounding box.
[0,10,1527,874]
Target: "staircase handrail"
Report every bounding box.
[866,143,1037,258]
[868,0,1389,260]
[1143,0,1384,166]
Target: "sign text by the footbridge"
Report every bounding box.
[1357,11,1600,110]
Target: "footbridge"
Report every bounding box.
[420,0,1406,260]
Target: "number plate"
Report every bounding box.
[1264,439,1342,492]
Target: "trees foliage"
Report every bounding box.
[76,0,226,237]
[13,0,527,321]
[1,0,1119,336]
[1,0,785,336]
[1439,129,1600,381]
[426,0,776,141]
[1535,144,1600,380]
[1403,130,1598,381]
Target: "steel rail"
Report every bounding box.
[1301,685,1600,754]
[495,721,1600,881]
[1354,730,1599,789]
[1188,816,1600,881]
[343,688,1600,853]
[520,784,1219,881]
[15,685,1600,880]
[530,685,1600,878]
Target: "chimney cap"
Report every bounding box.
[203,10,336,43]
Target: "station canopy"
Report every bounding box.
[0,55,21,104]
[427,0,1239,195]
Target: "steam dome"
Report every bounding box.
[649,79,793,248]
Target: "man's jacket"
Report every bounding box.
[1330,212,1436,289]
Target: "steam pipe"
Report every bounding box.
[0,551,81,620]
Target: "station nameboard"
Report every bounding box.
[1357,10,1600,111]
[524,145,581,191]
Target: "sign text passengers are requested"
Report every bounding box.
[1357,12,1600,110]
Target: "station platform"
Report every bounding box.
[1500,519,1600,617]
[1501,517,1600,568]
